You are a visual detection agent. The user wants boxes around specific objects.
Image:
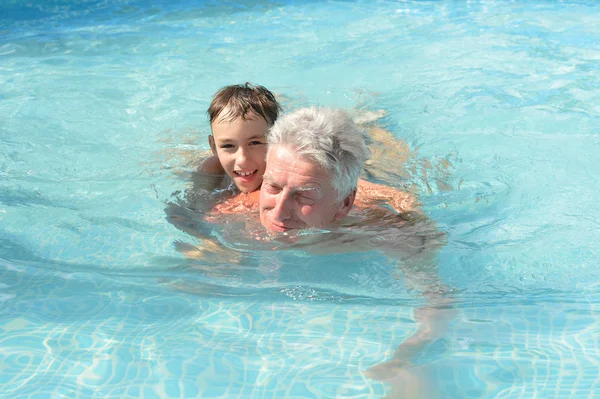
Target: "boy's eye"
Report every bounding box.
[220,144,235,149]
[249,140,265,146]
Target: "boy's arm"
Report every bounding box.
[356,179,420,216]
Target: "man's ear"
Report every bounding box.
[208,135,217,156]
[334,189,356,220]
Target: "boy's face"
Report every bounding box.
[209,112,270,193]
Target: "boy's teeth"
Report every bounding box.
[237,170,255,176]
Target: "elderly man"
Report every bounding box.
[214,107,452,376]
[259,107,369,232]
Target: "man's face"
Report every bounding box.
[210,113,269,193]
[259,145,355,233]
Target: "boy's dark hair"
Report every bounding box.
[207,83,282,126]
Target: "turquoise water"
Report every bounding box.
[1,0,600,398]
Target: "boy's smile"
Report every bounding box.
[234,169,259,185]
[209,112,270,193]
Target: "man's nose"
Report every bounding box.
[271,190,293,222]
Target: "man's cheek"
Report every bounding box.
[259,190,270,206]
[300,205,315,218]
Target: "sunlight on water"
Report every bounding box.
[1,1,600,398]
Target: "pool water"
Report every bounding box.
[1,0,599,398]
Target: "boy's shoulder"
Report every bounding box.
[197,155,225,174]
[189,155,230,196]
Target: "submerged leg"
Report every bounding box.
[366,361,443,399]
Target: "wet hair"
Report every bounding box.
[267,107,370,200]
[207,83,282,126]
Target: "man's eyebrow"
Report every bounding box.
[263,172,274,183]
[296,186,320,194]
[262,174,321,195]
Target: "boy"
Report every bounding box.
[197,83,282,194]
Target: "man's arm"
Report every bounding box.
[366,219,455,388]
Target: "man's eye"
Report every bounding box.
[297,196,315,205]
[220,144,234,149]
[265,184,280,194]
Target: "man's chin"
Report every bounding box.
[266,225,294,234]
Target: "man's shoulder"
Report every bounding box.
[356,179,420,215]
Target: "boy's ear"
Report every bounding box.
[208,135,217,156]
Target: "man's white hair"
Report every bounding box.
[267,107,370,200]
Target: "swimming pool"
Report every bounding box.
[1,0,599,397]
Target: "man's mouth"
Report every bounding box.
[269,223,290,233]
[265,218,297,233]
